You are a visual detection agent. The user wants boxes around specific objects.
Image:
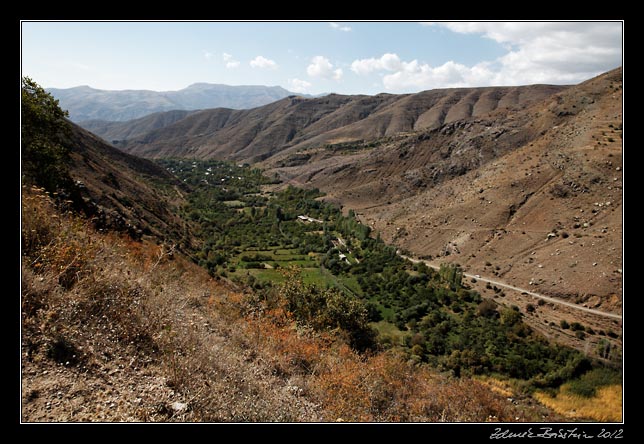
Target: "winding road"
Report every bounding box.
[402,256,622,321]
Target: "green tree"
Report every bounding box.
[276,268,377,352]
[21,77,72,191]
[500,307,522,326]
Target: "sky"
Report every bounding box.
[21,21,623,95]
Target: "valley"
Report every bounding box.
[152,160,621,387]
[21,66,623,423]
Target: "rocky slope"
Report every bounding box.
[102,69,622,315]
[81,68,622,350]
[62,120,191,247]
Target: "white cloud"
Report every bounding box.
[382,60,497,91]
[329,22,352,32]
[351,53,402,75]
[307,56,343,81]
[352,55,499,91]
[416,22,622,88]
[250,55,278,69]
[203,50,214,60]
[288,78,312,93]
[222,52,240,69]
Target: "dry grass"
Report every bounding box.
[21,185,563,422]
[22,185,317,422]
[233,296,529,422]
[534,385,622,422]
[476,376,515,398]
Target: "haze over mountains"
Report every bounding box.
[48,83,307,122]
[81,68,622,319]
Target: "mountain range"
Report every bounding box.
[103,84,565,162]
[48,83,308,122]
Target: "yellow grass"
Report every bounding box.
[476,376,514,398]
[535,385,622,422]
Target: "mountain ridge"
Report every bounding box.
[117,84,566,163]
[48,83,309,122]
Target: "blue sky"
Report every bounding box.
[21,21,623,95]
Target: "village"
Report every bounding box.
[298,214,358,265]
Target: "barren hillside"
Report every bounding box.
[63,122,191,248]
[119,85,565,163]
[104,68,622,348]
[79,110,198,144]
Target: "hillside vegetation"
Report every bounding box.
[95,69,622,332]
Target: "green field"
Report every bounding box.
[230,266,337,288]
[371,320,407,346]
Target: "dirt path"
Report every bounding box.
[402,256,622,321]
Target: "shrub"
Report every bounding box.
[476,299,497,317]
[560,320,570,329]
[570,322,585,332]
[567,367,622,398]
[500,307,522,326]
[275,269,378,352]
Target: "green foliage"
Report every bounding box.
[500,307,522,326]
[567,367,622,398]
[163,158,614,390]
[439,263,463,290]
[21,77,72,191]
[276,269,378,352]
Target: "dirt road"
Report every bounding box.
[402,256,622,321]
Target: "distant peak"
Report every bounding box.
[184,82,223,89]
[50,85,95,91]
